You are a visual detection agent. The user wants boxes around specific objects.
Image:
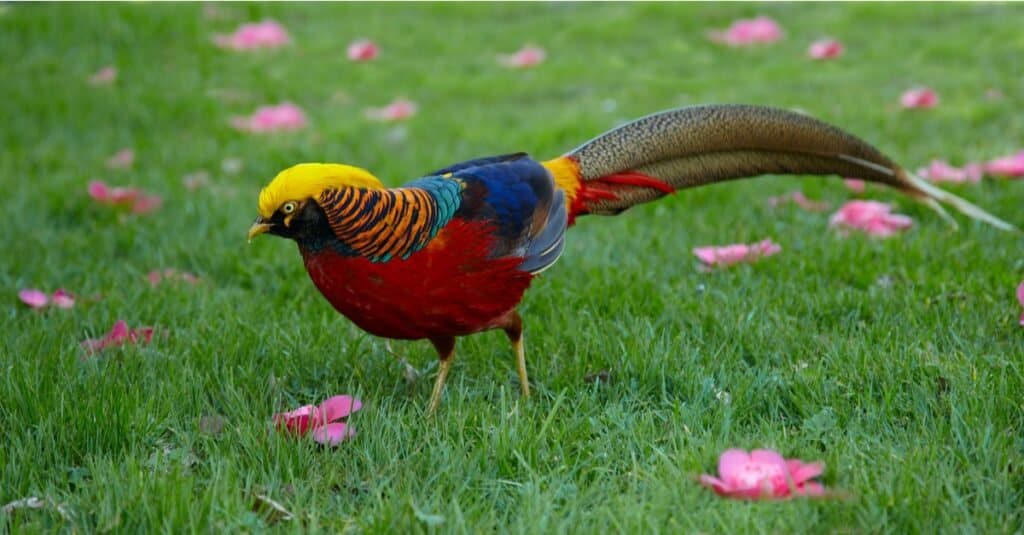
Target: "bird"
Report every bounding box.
[248,104,1016,414]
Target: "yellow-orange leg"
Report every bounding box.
[503,311,530,398]
[426,337,455,415]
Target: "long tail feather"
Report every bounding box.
[544,104,1017,231]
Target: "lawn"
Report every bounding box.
[2,2,1023,533]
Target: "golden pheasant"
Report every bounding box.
[249,105,1015,413]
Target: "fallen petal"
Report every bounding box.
[81,319,154,355]
[214,19,290,51]
[347,39,379,61]
[498,45,546,68]
[51,289,75,309]
[18,289,48,309]
[917,159,982,184]
[900,87,939,109]
[364,98,418,122]
[843,179,866,193]
[318,395,363,422]
[311,422,355,446]
[1017,282,1024,326]
[830,200,912,237]
[808,38,843,60]
[693,239,780,268]
[131,195,163,214]
[983,150,1024,178]
[232,102,308,133]
[709,16,782,47]
[273,404,318,435]
[88,66,117,86]
[106,148,135,169]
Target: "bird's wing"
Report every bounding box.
[446,156,568,274]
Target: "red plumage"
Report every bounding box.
[301,218,533,340]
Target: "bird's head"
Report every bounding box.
[248,162,384,242]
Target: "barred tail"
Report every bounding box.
[542,104,1017,231]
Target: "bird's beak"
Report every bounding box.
[247,217,273,242]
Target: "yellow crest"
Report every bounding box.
[257,163,385,218]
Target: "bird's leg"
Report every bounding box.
[426,336,456,415]
[501,311,530,398]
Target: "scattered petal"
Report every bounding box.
[843,179,866,193]
[983,150,1024,178]
[147,269,201,287]
[708,16,782,47]
[182,170,211,190]
[106,148,135,169]
[18,289,48,309]
[214,19,290,50]
[311,422,355,446]
[917,159,982,184]
[231,102,307,133]
[81,320,155,355]
[900,87,939,109]
[51,289,75,309]
[88,180,161,214]
[130,195,163,214]
[1017,282,1024,326]
[767,191,830,211]
[829,200,913,237]
[498,45,546,68]
[693,238,781,268]
[700,448,828,500]
[347,39,379,61]
[364,98,418,122]
[273,395,363,444]
[808,38,843,60]
[88,65,117,86]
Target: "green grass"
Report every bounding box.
[2,2,1023,533]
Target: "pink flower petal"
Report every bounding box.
[273,404,318,435]
[88,66,117,86]
[364,99,418,122]
[81,320,154,355]
[214,19,290,51]
[701,448,829,500]
[18,289,48,309]
[693,238,781,268]
[709,16,783,47]
[917,159,982,184]
[829,200,913,237]
[844,179,866,193]
[88,180,111,201]
[131,195,163,214]
[767,191,830,211]
[318,395,363,422]
[106,148,135,169]
[311,422,355,446]
[347,39,379,61]
[983,150,1024,178]
[900,87,939,109]
[808,38,843,60]
[498,45,546,68]
[232,102,307,133]
[50,289,75,309]
[1017,282,1024,326]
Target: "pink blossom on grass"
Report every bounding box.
[917,159,982,184]
[88,66,117,86]
[699,448,827,500]
[1015,278,1024,323]
[693,238,781,268]
[231,102,308,133]
[105,148,135,169]
[983,151,1024,178]
[708,16,782,47]
[767,191,830,212]
[347,39,379,61]
[214,20,290,50]
[900,87,939,109]
[146,269,200,287]
[808,38,843,60]
[829,200,913,237]
[81,320,154,355]
[88,180,162,215]
[498,45,546,68]
[18,289,49,309]
[274,395,362,446]
[364,98,417,122]
[843,179,866,194]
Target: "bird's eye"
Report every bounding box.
[281,202,297,214]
